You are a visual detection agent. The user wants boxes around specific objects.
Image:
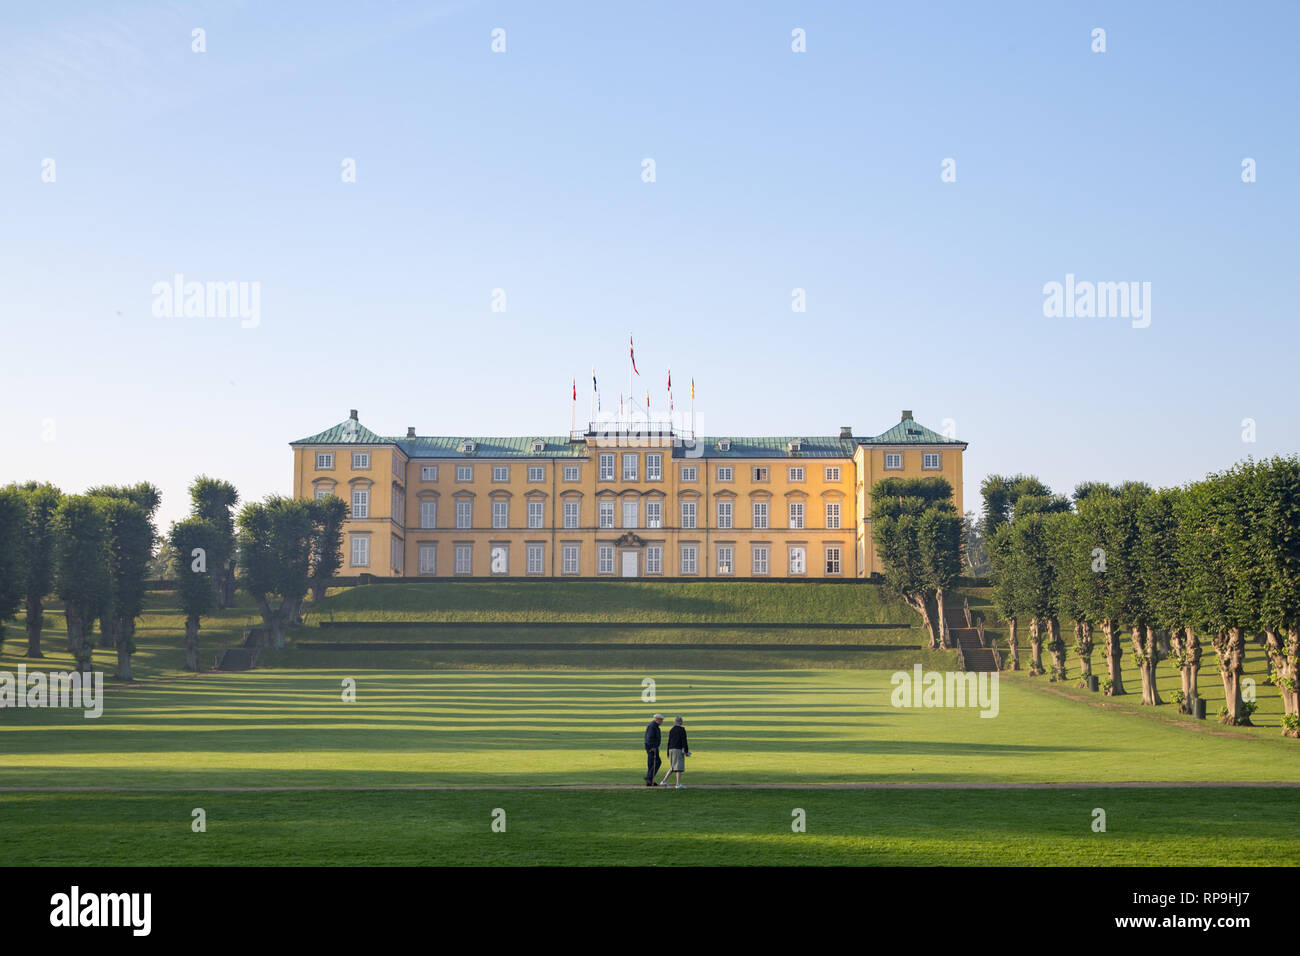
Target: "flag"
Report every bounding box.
[572,379,576,401]
[646,389,650,411]
[691,378,695,400]
[630,334,640,376]
[668,369,673,412]
[592,368,599,410]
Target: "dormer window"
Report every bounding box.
[717,439,731,452]
[532,439,546,453]
[788,439,803,454]
[461,439,476,454]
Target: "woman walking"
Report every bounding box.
[658,716,692,788]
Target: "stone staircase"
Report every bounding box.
[214,627,267,671]
[944,599,999,673]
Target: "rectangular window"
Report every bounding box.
[492,500,508,529]
[420,500,437,529]
[923,452,941,470]
[753,501,769,529]
[646,501,662,528]
[789,502,804,529]
[528,500,544,529]
[789,546,806,575]
[599,500,615,529]
[351,489,370,519]
[622,499,638,529]
[824,466,841,482]
[826,546,842,575]
[490,544,508,575]
[526,544,544,575]
[681,501,697,529]
[646,545,663,574]
[680,466,697,482]
[455,500,472,529]
[392,489,404,525]
[680,545,698,575]
[563,465,580,482]
[391,537,403,574]
[563,500,579,529]
[752,545,769,575]
[352,452,370,470]
[421,465,438,482]
[752,467,769,482]
[717,545,733,575]
[457,465,473,481]
[598,545,614,575]
[315,488,331,501]
[599,454,615,481]
[492,466,509,482]
[826,502,841,529]
[788,466,805,482]
[393,456,402,478]
[455,544,472,575]
[350,535,369,567]
[622,454,638,481]
[717,500,733,529]
[885,453,902,470]
[418,543,436,574]
[562,544,579,575]
[717,466,733,482]
[646,454,662,480]
[528,466,544,482]
[316,452,334,470]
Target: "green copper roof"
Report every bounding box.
[292,416,965,458]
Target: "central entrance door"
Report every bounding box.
[621,551,639,577]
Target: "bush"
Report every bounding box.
[1170,689,1185,706]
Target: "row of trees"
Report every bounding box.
[0,479,350,676]
[983,457,1300,736]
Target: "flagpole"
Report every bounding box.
[589,366,594,431]
[628,332,633,429]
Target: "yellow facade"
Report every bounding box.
[290,410,967,579]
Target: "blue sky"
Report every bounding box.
[2,0,1297,533]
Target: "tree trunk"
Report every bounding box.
[1170,628,1192,714]
[908,594,939,649]
[1211,628,1251,725]
[1102,619,1126,695]
[1046,617,1066,681]
[65,607,94,671]
[1130,624,1162,706]
[256,596,289,650]
[24,593,44,658]
[1187,627,1201,704]
[935,586,948,647]
[97,615,115,649]
[312,580,327,603]
[1006,618,1019,671]
[1027,618,1044,676]
[115,632,133,681]
[1074,621,1094,686]
[185,614,200,672]
[1263,627,1298,737]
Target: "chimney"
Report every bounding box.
[349,409,358,421]
[901,409,913,421]
[406,427,416,438]
[839,426,853,439]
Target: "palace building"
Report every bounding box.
[289,410,966,579]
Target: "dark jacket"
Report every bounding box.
[644,721,661,750]
[667,725,689,752]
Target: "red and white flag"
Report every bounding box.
[630,334,640,376]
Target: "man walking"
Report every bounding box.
[643,713,664,787]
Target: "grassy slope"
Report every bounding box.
[4,787,1294,866]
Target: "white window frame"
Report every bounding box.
[752,545,769,575]
[716,500,733,529]
[824,466,841,482]
[455,500,472,529]
[753,501,769,529]
[646,454,662,481]
[527,466,544,482]
[352,452,370,470]
[752,466,769,482]
[564,465,581,482]
[316,452,334,470]
[646,500,662,529]
[646,545,663,575]
[526,544,544,575]
[421,465,438,482]
[492,465,509,482]
[885,453,902,470]
[681,501,697,529]
[350,535,370,567]
[826,502,841,530]
[563,500,579,529]
[680,545,698,575]
[680,466,697,482]
[492,500,508,529]
[923,452,941,470]
[418,543,436,574]
[599,454,615,481]
[598,545,614,575]
[789,502,804,529]
[454,544,472,575]
[622,453,639,481]
[599,500,615,529]
[528,500,544,529]
[717,545,733,575]
[456,465,473,482]
[351,488,370,519]
[561,544,579,575]
[788,466,805,482]
[717,466,733,482]
[622,499,638,529]
[826,546,842,575]
[315,487,331,501]
[420,500,437,529]
[789,546,806,575]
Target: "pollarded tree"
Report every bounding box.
[87,484,161,649]
[53,495,111,671]
[871,477,959,649]
[1237,457,1300,736]
[1009,514,1056,677]
[0,487,29,650]
[97,497,154,680]
[238,496,315,649]
[15,482,62,658]
[1109,485,1162,705]
[1075,491,1127,696]
[988,523,1020,669]
[190,476,239,609]
[1177,473,1253,725]
[307,494,350,603]
[918,505,964,647]
[1141,486,1199,713]
[169,518,221,671]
